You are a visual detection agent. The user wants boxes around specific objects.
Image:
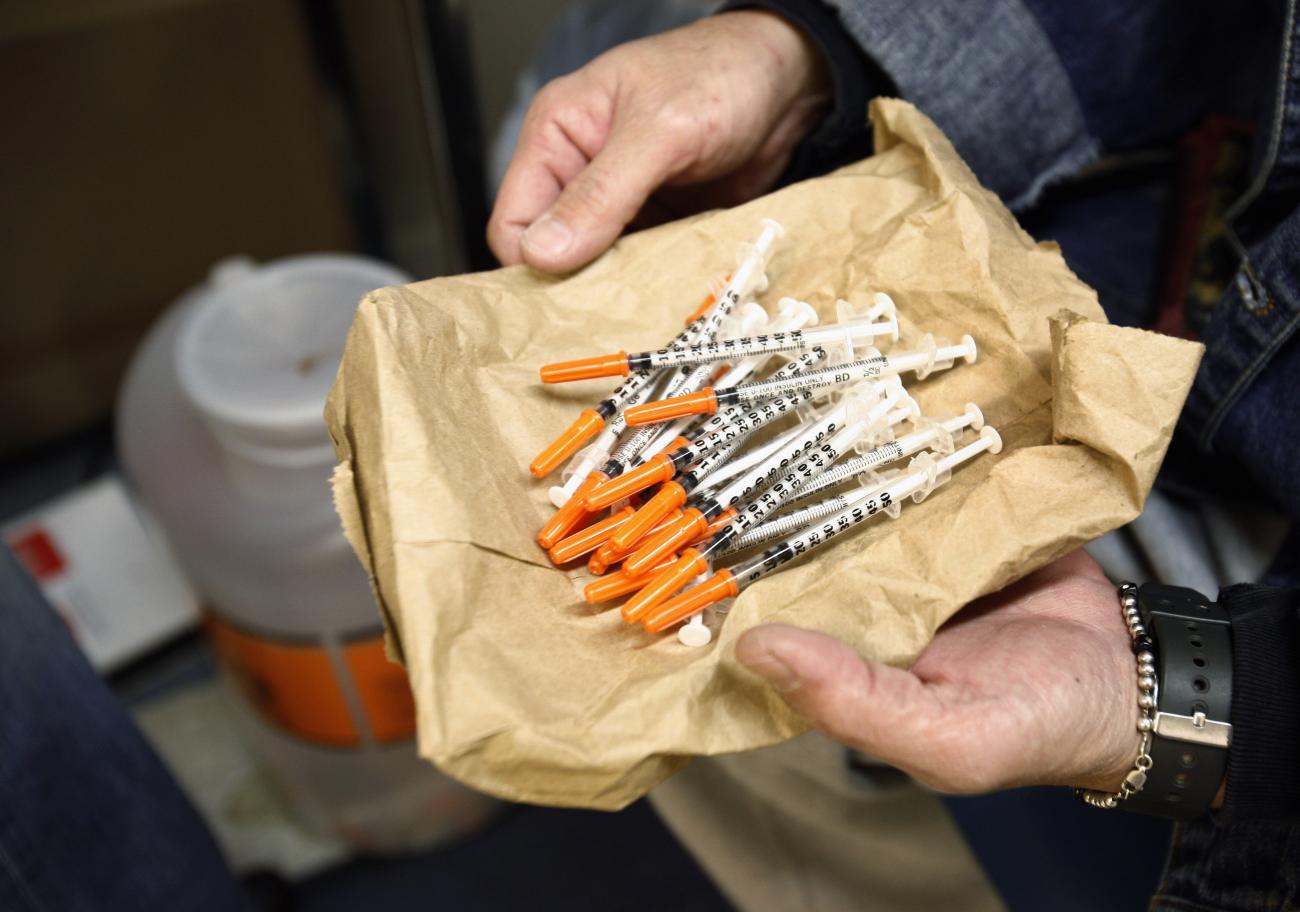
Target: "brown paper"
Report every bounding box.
[325,99,1203,810]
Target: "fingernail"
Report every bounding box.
[522,215,573,259]
[741,649,801,693]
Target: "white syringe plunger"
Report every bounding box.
[956,402,984,431]
[916,426,1002,504]
[777,297,819,328]
[678,615,713,647]
[731,219,785,296]
[757,217,785,250]
[551,438,615,506]
[869,292,897,325]
[677,575,715,647]
[836,295,901,346]
[912,333,977,380]
[906,427,1000,505]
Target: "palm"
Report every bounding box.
[737,551,1141,793]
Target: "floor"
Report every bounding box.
[118,634,731,912]
[275,801,730,912]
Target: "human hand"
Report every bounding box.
[487,11,830,273]
[736,550,1143,793]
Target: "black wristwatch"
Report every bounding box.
[1124,583,1233,820]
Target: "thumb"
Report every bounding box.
[520,123,684,273]
[736,624,944,771]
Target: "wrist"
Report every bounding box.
[1080,641,1147,793]
[717,9,832,104]
[1075,583,1158,809]
[1077,583,1234,819]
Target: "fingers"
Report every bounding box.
[488,72,693,273]
[520,120,688,273]
[488,85,599,267]
[736,624,940,766]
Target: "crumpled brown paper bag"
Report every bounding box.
[326,99,1203,810]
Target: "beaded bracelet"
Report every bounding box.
[1075,581,1156,809]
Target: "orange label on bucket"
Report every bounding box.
[343,636,418,743]
[205,613,416,747]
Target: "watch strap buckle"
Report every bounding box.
[1153,710,1232,748]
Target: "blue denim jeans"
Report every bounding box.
[0,545,242,911]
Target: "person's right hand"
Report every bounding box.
[487,10,830,273]
[736,550,1146,795]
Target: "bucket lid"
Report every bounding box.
[176,255,409,466]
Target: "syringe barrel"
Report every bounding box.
[725,429,998,590]
[782,439,904,505]
[722,355,887,408]
[724,491,855,552]
[731,478,907,586]
[714,406,845,508]
[673,390,812,469]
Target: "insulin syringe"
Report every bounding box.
[600,382,898,564]
[623,335,976,425]
[713,404,984,555]
[539,315,900,383]
[530,220,782,477]
[548,300,785,506]
[537,373,694,549]
[640,427,1004,633]
[584,383,819,517]
[774,404,982,509]
[540,344,795,548]
[626,299,820,477]
[581,348,832,513]
[616,393,916,580]
[617,387,906,619]
[530,299,713,478]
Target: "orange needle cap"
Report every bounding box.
[684,288,719,324]
[583,455,674,510]
[540,352,629,383]
[623,509,705,577]
[548,506,634,564]
[625,390,718,426]
[536,472,602,550]
[582,556,677,603]
[609,482,688,552]
[529,408,605,478]
[643,570,738,633]
[587,543,616,576]
[588,508,682,573]
[620,548,707,623]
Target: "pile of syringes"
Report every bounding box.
[530,219,1001,647]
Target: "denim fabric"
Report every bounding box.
[1152,818,1300,912]
[1233,2,1300,220]
[1180,0,1300,517]
[1018,173,1170,328]
[822,0,1100,211]
[0,546,242,912]
[1022,0,1279,151]
[1212,285,1300,522]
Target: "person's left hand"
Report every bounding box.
[736,550,1142,793]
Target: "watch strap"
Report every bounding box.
[1126,583,1232,819]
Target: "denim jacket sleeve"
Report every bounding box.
[723,0,1100,210]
